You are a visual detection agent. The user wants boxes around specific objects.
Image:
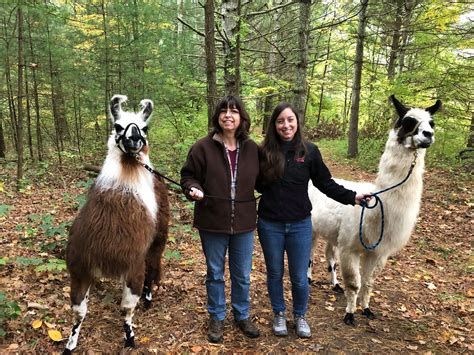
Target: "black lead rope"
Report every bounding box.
[358,150,418,250]
[137,158,260,203]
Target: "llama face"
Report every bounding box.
[109,95,153,156]
[391,95,441,149]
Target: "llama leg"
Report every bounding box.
[359,254,387,320]
[122,269,145,348]
[307,232,317,284]
[64,277,91,354]
[340,249,361,326]
[142,235,167,309]
[326,242,343,293]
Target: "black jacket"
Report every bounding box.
[257,141,356,222]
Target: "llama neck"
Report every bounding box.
[96,147,157,220]
[375,130,426,195]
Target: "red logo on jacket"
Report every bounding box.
[295,157,305,163]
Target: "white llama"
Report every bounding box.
[308,95,441,325]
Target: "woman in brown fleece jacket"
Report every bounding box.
[180,96,260,343]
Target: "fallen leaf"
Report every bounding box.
[407,345,418,350]
[44,321,55,329]
[48,329,63,342]
[139,337,150,343]
[426,282,437,290]
[398,304,407,312]
[191,346,203,352]
[325,305,335,311]
[7,344,19,350]
[31,319,43,329]
[371,338,382,344]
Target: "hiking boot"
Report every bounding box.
[208,319,224,343]
[295,315,311,338]
[272,311,288,336]
[235,318,260,338]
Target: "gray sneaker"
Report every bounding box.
[272,311,288,336]
[295,315,311,338]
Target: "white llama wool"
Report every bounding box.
[307,95,441,325]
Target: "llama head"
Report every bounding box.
[390,95,441,149]
[109,95,153,156]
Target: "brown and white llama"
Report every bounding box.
[307,95,441,325]
[64,95,169,352]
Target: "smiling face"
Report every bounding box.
[218,105,241,135]
[275,107,298,141]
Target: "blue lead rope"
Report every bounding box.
[358,151,418,250]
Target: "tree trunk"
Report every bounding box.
[0,119,5,159]
[222,0,241,95]
[468,110,474,148]
[17,6,25,188]
[46,21,63,165]
[27,15,43,161]
[262,0,285,133]
[316,14,334,124]
[293,0,311,127]
[347,0,368,158]
[101,0,111,139]
[387,0,402,80]
[24,55,34,161]
[204,0,217,128]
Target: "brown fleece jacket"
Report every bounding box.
[180,134,259,234]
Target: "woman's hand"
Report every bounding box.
[355,193,373,206]
[189,187,204,201]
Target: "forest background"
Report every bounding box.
[0,0,473,352]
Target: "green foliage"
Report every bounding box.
[34,258,67,273]
[0,292,21,337]
[164,249,182,261]
[0,205,11,217]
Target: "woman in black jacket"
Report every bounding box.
[257,102,369,338]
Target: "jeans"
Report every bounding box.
[257,216,312,317]
[199,230,255,321]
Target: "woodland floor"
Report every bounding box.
[0,155,473,354]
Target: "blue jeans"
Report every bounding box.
[199,230,255,321]
[257,216,312,317]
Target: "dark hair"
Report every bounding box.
[210,95,251,140]
[259,102,307,184]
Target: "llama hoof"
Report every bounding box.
[124,336,136,348]
[332,284,344,293]
[362,308,376,320]
[343,313,356,326]
[63,349,73,355]
[143,299,152,309]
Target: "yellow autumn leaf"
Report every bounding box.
[0,181,4,192]
[48,329,63,342]
[139,336,151,343]
[31,319,43,329]
[44,321,54,329]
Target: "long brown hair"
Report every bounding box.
[259,102,307,184]
[210,96,250,140]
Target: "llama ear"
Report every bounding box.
[110,95,127,122]
[390,95,409,119]
[139,99,154,122]
[425,100,441,116]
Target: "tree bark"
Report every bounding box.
[17,6,25,187]
[222,0,241,95]
[27,15,43,161]
[204,0,217,128]
[387,0,403,80]
[293,0,311,127]
[101,0,111,139]
[347,0,368,158]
